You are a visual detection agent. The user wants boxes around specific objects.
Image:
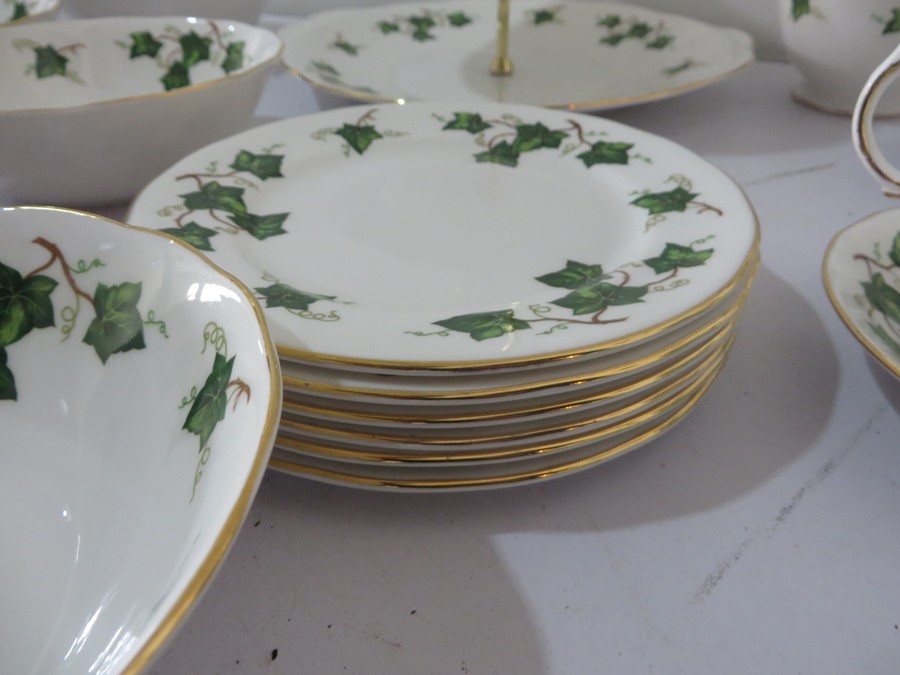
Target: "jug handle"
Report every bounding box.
[853,42,900,198]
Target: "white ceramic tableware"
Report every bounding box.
[779,0,900,114]
[1,0,58,26]
[278,0,753,111]
[823,209,900,379]
[0,207,281,674]
[128,101,759,371]
[66,0,265,25]
[267,356,724,491]
[0,17,281,205]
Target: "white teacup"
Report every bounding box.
[780,0,900,114]
[853,40,900,195]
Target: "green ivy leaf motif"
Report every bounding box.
[535,260,610,290]
[643,243,714,274]
[0,260,57,348]
[532,9,556,25]
[551,283,647,315]
[890,231,900,268]
[334,124,384,155]
[228,212,290,240]
[475,141,519,167]
[34,45,68,78]
[161,61,191,90]
[627,22,652,38]
[512,123,567,153]
[447,11,472,27]
[333,38,359,56]
[474,141,520,167]
[577,141,634,167]
[601,34,626,46]
[179,31,212,67]
[82,282,146,364]
[378,21,400,33]
[408,15,436,41]
[434,310,532,342]
[646,35,674,49]
[631,187,698,215]
[12,2,27,20]
[161,222,218,251]
[862,273,900,326]
[183,351,234,449]
[181,181,247,216]
[222,41,245,73]
[443,112,492,134]
[128,31,163,58]
[598,14,621,28]
[229,150,284,180]
[0,347,15,401]
[255,283,336,311]
[791,0,811,20]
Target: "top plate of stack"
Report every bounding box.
[128,102,759,375]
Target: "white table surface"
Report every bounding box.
[106,55,900,674]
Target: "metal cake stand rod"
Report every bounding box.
[490,0,513,76]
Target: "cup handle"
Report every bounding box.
[853,41,900,197]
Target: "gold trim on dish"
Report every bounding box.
[274,351,726,465]
[279,271,750,402]
[1,18,283,115]
[277,241,761,374]
[853,61,900,197]
[4,207,283,675]
[267,359,720,489]
[821,212,900,379]
[279,313,738,428]
[278,330,731,448]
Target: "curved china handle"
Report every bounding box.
[853,41,900,198]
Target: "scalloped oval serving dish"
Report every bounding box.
[0,207,281,674]
[823,208,900,379]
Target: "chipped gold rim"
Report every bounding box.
[821,211,900,380]
[1,17,283,115]
[274,349,726,465]
[3,206,283,675]
[267,358,720,489]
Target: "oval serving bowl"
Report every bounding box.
[0,17,281,206]
[0,207,281,674]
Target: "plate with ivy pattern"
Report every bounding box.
[1,0,58,26]
[823,208,900,379]
[128,101,760,372]
[268,357,723,491]
[0,207,281,675]
[277,0,753,111]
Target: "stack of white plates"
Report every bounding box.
[129,101,760,490]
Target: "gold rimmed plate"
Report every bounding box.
[128,102,760,372]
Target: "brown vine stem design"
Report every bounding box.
[174,172,241,233]
[27,237,93,304]
[853,252,895,274]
